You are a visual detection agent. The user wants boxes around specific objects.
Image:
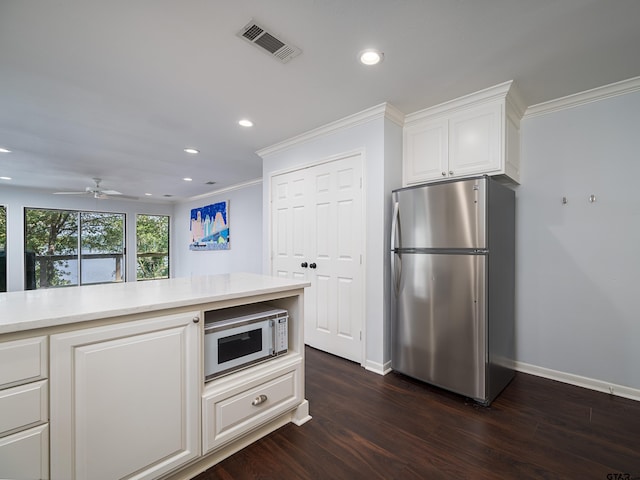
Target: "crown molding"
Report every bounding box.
[181,178,262,203]
[257,103,404,158]
[383,103,405,127]
[405,80,514,123]
[524,76,640,118]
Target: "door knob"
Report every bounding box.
[309,263,317,269]
[301,262,308,268]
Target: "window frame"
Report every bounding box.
[0,205,6,292]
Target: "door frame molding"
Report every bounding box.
[267,148,367,365]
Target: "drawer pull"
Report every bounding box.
[251,394,268,406]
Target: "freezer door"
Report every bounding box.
[392,177,486,249]
[391,252,486,401]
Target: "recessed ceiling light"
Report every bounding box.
[184,148,199,154]
[238,119,253,127]
[0,176,11,180]
[183,177,193,182]
[359,49,384,66]
[0,148,11,153]
[144,193,153,196]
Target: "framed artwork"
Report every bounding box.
[189,200,230,250]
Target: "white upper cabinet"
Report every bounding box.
[403,80,525,186]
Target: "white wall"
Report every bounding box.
[516,88,640,392]
[0,185,173,291]
[172,180,263,278]
[259,106,403,371]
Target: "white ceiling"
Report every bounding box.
[1,0,639,201]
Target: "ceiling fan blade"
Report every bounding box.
[94,192,140,200]
[53,191,88,195]
[101,189,122,195]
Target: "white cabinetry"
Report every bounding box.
[202,356,302,453]
[50,312,200,480]
[0,336,49,480]
[403,80,524,186]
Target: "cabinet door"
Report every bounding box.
[449,102,502,177]
[403,116,448,184]
[50,312,201,480]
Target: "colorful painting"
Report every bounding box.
[189,201,230,251]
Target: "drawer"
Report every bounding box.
[0,380,48,437]
[0,424,49,480]
[203,362,302,453]
[0,336,48,389]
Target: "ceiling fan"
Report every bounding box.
[53,177,138,200]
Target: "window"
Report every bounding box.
[24,208,125,289]
[136,214,169,280]
[80,212,126,285]
[1,205,6,292]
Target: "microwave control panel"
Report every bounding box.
[274,317,288,354]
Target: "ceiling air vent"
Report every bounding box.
[237,20,301,63]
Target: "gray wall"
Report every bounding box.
[172,181,263,278]
[516,89,640,392]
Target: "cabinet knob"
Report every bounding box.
[449,171,454,176]
[251,394,268,406]
[441,171,446,176]
[192,316,200,324]
[309,262,317,269]
[301,262,308,268]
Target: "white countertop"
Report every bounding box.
[0,273,310,335]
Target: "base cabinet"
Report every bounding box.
[202,357,303,454]
[50,312,201,480]
[0,276,308,480]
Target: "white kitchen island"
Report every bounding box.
[0,273,310,480]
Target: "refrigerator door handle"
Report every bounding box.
[392,251,402,294]
[391,201,401,294]
[391,201,400,252]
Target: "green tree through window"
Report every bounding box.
[80,212,125,284]
[24,208,124,289]
[136,214,169,280]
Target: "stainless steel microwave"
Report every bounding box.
[204,303,288,381]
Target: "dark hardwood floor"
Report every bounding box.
[194,347,640,479]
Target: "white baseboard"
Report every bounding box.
[364,359,392,376]
[513,361,640,402]
[363,357,640,402]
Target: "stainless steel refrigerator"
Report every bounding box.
[391,176,515,405]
